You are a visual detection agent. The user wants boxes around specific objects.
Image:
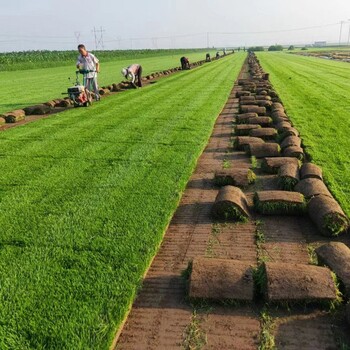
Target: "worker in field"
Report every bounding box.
[76,44,100,101]
[180,56,190,70]
[216,51,220,59]
[121,64,143,88]
[206,53,211,62]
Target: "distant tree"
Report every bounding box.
[301,47,308,50]
[288,45,295,50]
[247,46,264,52]
[268,45,284,51]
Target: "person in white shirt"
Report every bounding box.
[76,44,100,101]
[121,64,143,88]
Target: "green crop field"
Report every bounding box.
[0,52,245,349]
[0,49,219,115]
[256,52,350,216]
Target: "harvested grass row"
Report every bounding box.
[254,191,307,215]
[214,168,256,187]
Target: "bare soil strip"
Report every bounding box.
[114,57,350,349]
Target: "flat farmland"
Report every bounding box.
[256,51,350,216]
[0,53,245,349]
[0,49,218,115]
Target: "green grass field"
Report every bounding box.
[0,52,245,349]
[256,52,350,216]
[0,49,218,115]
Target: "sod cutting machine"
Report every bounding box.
[64,70,95,107]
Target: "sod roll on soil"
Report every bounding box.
[1,109,25,123]
[254,191,306,215]
[280,136,301,150]
[283,146,304,160]
[300,163,323,181]
[189,257,254,301]
[261,157,300,174]
[236,113,258,124]
[0,117,5,125]
[247,143,280,158]
[248,116,272,127]
[212,186,250,221]
[214,169,256,187]
[240,105,266,115]
[24,104,52,116]
[264,262,338,303]
[234,136,264,150]
[278,162,300,191]
[308,195,350,236]
[295,178,332,199]
[234,124,261,136]
[315,242,350,297]
[249,128,277,140]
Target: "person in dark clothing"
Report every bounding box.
[205,53,211,62]
[216,51,220,59]
[180,56,190,70]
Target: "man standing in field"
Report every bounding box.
[121,64,143,88]
[76,44,100,101]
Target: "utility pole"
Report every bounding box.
[339,21,345,46]
[92,26,105,50]
[74,31,81,45]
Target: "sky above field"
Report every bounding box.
[1,0,350,51]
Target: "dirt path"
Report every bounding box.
[113,57,350,349]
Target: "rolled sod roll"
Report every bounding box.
[254,191,306,215]
[315,242,350,297]
[256,89,268,95]
[274,116,290,125]
[54,99,70,108]
[1,109,25,123]
[276,121,292,132]
[0,117,6,125]
[234,124,261,136]
[271,110,288,120]
[268,90,278,98]
[264,262,338,303]
[214,168,256,187]
[283,146,304,160]
[261,157,300,174]
[240,105,266,115]
[249,128,278,140]
[281,136,301,150]
[211,186,250,221]
[256,95,272,101]
[278,162,300,190]
[44,100,56,108]
[279,127,299,140]
[189,257,254,301]
[234,136,265,150]
[256,100,273,108]
[300,163,323,181]
[236,113,258,124]
[24,104,52,116]
[240,96,256,102]
[307,195,350,236]
[295,178,332,199]
[271,102,284,111]
[99,88,110,95]
[248,117,273,127]
[236,91,251,97]
[247,143,280,158]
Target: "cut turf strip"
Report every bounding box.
[247,143,280,158]
[278,162,300,191]
[234,124,261,136]
[280,136,301,150]
[308,195,350,236]
[236,112,258,123]
[254,191,306,215]
[315,242,350,297]
[240,105,266,115]
[300,162,323,181]
[214,169,256,187]
[282,145,304,160]
[247,116,272,126]
[249,127,277,140]
[264,262,338,303]
[234,136,264,150]
[295,178,332,199]
[0,109,25,123]
[261,157,300,174]
[189,257,254,301]
[212,186,250,221]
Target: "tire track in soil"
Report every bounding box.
[114,57,350,349]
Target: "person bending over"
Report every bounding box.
[180,56,190,70]
[76,44,100,101]
[121,64,143,88]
